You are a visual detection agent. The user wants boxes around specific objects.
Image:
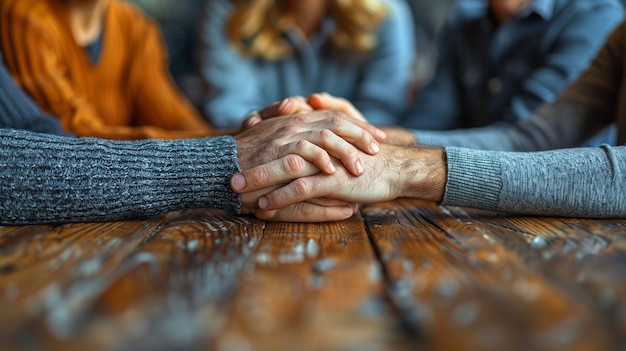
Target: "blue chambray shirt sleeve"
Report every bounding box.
[198,0,265,129]
[400,21,461,130]
[350,0,416,126]
[503,1,625,123]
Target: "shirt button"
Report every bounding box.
[488,77,502,94]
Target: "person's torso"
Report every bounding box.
[252,23,367,103]
[449,0,604,127]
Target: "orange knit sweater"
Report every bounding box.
[0,0,218,139]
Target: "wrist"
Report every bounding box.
[391,146,447,202]
[379,127,417,146]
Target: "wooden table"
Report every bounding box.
[1,199,626,351]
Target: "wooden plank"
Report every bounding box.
[216,214,414,351]
[363,199,615,351]
[467,213,626,346]
[0,218,164,351]
[0,209,262,351]
[82,209,264,351]
[114,210,254,350]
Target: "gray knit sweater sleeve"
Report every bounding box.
[443,145,626,218]
[0,129,241,225]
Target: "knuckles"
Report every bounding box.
[331,115,346,128]
[292,178,312,197]
[283,154,306,174]
[295,139,311,152]
[247,167,270,188]
[318,128,334,139]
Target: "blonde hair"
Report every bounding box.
[226,0,389,61]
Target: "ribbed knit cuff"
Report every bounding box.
[442,147,502,210]
[162,135,242,214]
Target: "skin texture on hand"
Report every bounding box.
[233,144,448,221]
[234,110,381,175]
[233,108,386,221]
[231,93,434,222]
[242,95,387,142]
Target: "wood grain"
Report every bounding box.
[216,213,412,351]
[2,201,626,351]
[362,199,615,351]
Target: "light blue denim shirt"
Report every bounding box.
[401,0,624,131]
[198,0,415,128]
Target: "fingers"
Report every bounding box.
[258,175,328,211]
[294,130,364,176]
[240,186,278,209]
[254,202,355,222]
[307,198,356,207]
[243,97,314,129]
[231,154,320,194]
[278,139,336,175]
[242,112,263,129]
[308,93,386,142]
[259,96,313,120]
[308,93,365,121]
[289,113,381,157]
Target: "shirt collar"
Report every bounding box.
[455,0,556,23]
[284,17,336,48]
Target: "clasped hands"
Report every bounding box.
[231,93,443,222]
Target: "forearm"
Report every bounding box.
[443,145,626,218]
[0,129,241,225]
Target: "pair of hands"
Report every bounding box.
[232,94,382,221]
[232,93,443,222]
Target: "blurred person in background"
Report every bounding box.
[197,0,415,129]
[400,0,624,145]
[0,0,217,140]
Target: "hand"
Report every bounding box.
[234,145,448,219]
[234,153,359,221]
[307,93,367,123]
[309,94,416,145]
[235,110,381,176]
[242,95,387,142]
[234,110,382,214]
[308,93,389,141]
[241,96,313,129]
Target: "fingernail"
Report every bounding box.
[258,197,269,210]
[355,160,364,175]
[342,206,353,216]
[371,141,379,153]
[232,174,246,191]
[328,162,336,174]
